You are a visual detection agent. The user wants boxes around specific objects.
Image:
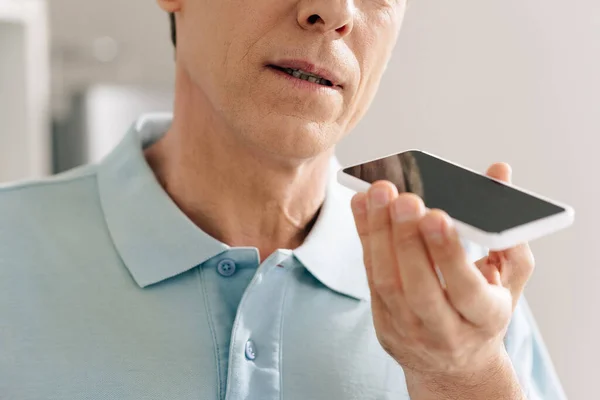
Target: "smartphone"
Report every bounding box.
[337,150,575,251]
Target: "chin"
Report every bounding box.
[244,118,340,162]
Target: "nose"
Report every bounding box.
[297,0,355,38]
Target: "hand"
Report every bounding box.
[350,163,534,394]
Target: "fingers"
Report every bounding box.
[390,194,458,326]
[419,210,511,328]
[354,183,470,329]
[483,162,535,304]
[482,246,535,310]
[351,191,390,315]
[350,165,520,334]
[365,182,404,309]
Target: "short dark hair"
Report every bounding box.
[169,13,176,47]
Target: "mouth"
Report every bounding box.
[267,65,336,88]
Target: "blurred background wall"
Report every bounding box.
[0,0,49,182]
[48,0,175,171]
[1,0,598,398]
[48,0,174,115]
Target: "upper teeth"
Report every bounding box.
[283,68,332,86]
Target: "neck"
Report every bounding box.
[144,67,334,263]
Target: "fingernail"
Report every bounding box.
[369,187,390,208]
[392,196,422,222]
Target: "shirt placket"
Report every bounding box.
[224,250,294,400]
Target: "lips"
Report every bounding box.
[267,59,343,88]
[269,65,334,87]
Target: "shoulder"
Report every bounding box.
[0,163,98,209]
[0,163,105,263]
[0,165,100,226]
[0,163,97,198]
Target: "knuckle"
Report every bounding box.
[355,223,370,239]
[432,243,456,262]
[368,213,393,234]
[369,219,392,235]
[373,276,402,295]
[393,227,422,247]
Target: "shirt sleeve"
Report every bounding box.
[505,297,568,400]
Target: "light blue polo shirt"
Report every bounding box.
[0,114,566,399]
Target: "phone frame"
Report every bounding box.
[337,149,575,251]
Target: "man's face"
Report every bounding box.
[160,0,406,160]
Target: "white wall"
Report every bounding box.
[47,0,597,397]
[338,0,599,398]
[48,0,174,117]
[0,0,50,182]
[0,20,27,182]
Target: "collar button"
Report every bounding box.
[217,258,237,277]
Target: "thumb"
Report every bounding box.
[486,162,512,183]
[477,162,535,308]
[474,162,511,285]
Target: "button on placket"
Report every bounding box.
[217,258,237,277]
[245,339,257,361]
[224,251,293,400]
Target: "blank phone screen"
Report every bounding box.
[342,151,565,233]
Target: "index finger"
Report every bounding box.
[390,194,457,325]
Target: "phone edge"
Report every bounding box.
[337,168,575,251]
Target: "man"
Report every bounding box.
[0,0,566,398]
